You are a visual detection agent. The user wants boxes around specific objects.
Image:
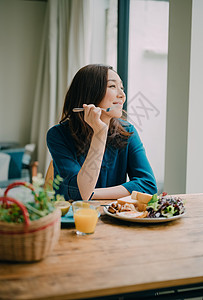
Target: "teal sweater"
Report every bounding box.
[46,120,157,200]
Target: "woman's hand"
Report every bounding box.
[77,104,112,200]
[77,104,109,200]
[83,104,110,134]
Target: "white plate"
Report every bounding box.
[103,204,186,223]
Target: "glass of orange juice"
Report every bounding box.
[72,201,100,235]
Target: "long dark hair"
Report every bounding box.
[60,64,132,155]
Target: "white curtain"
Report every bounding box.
[30,0,93,175]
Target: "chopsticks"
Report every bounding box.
[72,105,117,113]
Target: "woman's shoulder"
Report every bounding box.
[47,121,71,140]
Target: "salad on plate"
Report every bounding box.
[147,193,185,218]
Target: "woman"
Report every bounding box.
[47,64,157,200]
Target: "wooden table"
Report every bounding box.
[0,194,203,300]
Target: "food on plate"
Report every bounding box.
[107,200,148,218]
[137,202,147,212]
[108,201,136,214]
[107,198,148,218]
[147,193,185,218]
[107,192,185,219]
[54,201,71,216]
[132,191,152,204]
[131,191,152,211]
[117,197,137,206]
[115,211,148,218]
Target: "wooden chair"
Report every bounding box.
[31,161,39,177]
[44,160,54,189]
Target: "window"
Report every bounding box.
[127,0,169,193]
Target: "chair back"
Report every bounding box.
[1,148,25,179]
[0,152,10,181]
[44,160,54,189]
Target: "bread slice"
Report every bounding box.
[117,195,137,206]
[130,191,152,211]
[137,192,152,204]
[131,191,137,200]
[136,202,147,212]
[131,191,152,204]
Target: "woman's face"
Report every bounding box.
[99,69,126,118]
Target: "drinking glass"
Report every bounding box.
[72,201,100,235]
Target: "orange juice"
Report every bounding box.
[74,208,98,234]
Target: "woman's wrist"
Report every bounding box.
[93,122,109,135]
[93,186,131,200]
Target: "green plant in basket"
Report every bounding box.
[0,174,63,262]
[0,174,65,224]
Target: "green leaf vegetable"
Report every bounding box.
[161,205,178,218]
[147,194,159,211]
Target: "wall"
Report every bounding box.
[0,0,111,151]
[164,0,203,194]
[186,0,203,193]
[164,0,192,194]
[0,0,46,147]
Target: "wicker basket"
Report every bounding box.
[0,182,61,262]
